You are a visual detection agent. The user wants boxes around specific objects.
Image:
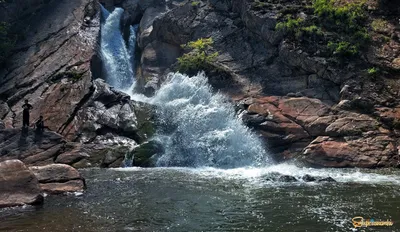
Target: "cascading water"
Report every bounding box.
[100,6,139,91]
[149,72,270,168]
[100,6,270,169]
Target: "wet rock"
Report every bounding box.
[278,175,298,182]
[302,135,398,168]
[131,140,164,167]
[67,79,155,145]
[71,145,131,168]
[318,177,336,183]
[137,41,181,96]
[0,160,43,208]
[39,180,85,194]
[29,164,85,194]
[325,114,380,137]
[302,174,316,182]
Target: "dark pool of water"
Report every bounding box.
[1,166,400,232]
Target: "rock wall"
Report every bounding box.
[1,0,399,169]
[0,0,155,168]
[133,0,400,168]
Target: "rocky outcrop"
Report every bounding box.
[132,0,400,168]
[129,140,164,167]
[303,135,398,168]
[0,0,155,168]
[0,129,65,166]
[29,164,85,194]
[0,160,43,208]
[1,0,399,169]
[0,0,99,133]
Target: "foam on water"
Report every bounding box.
[99,5,400,187]
[113,164,400,185]
[146,72,270,168]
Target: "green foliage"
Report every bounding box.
[64,71,84,82]
[367,67,380,77]
[313,0,368,59]
[191,1,200,6]
[177,38,219,74]
[0,22,16,66]
[275,16,303,32]
[371,19,388,32]
[328,41,358,58]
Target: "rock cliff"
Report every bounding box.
[1,0,400,169]
[0,0,154,168]
[131,0,400,168]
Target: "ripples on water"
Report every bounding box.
[1,166,400,232]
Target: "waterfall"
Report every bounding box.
[99,5,270,168]
[100,6,139,91]
[148,73,270,168]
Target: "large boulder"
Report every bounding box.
[29,164,85,194]
[0,160,43,208]
[301,135,399,168]
[130,140,164,167]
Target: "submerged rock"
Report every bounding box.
[278,175,298,182]
[131,140,164,167]
[302,174,317,182]
[318,177,337,183]
[0,160,43,208]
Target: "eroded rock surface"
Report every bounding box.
[132,0,400,168]
[0,160,43,208]
[30,164,85,194]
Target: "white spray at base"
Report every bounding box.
[99,6,400,185]
[100,6,139,91]
[127,74,400,184]
[133,72,270,168]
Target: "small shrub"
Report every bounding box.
[177,38,219,74]
[191,1,200,6]
[275,16,303,32]
[367,67,380,77]
[328,41,358,58]
[371,19,388,32]
[64,71,84,82]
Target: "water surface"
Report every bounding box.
[1,166,400,232]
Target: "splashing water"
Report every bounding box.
[99,5,400,186]
[100,6,139,91]
[143,72,270,168]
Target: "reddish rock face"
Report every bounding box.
[303,136,399,168]
[240,95,400,168]
[0,160,43,208]
[242,96,331,159]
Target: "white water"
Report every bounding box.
[99,5,400,185]
[100,6,139,91]
[148,72,270,168]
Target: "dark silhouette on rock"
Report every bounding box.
[22,100,33,128]
[35,116,45,133]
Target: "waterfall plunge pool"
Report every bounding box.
[1,166,400,232]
